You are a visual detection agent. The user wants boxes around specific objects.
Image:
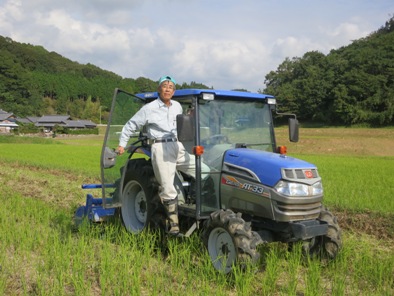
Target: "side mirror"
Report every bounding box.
[103,147,117,168]
[288,118,299,142]
[177,114,195,142]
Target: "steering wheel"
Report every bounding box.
[201,134,229,146]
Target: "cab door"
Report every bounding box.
[100,88,146,207]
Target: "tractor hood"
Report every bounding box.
[223,149,317,187]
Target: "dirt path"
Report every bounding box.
[276,127,394,157]
[335,209,394,241]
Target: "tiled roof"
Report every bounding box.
[78,120,97,127]
[4,112,97,129]
[26,117,40,123]
[38,115,71,123]
[65,120,86,128]
[15,118,32,124]
[0,113,14,121]
[65,120,97,128]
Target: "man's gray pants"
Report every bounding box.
[151,141,209,202]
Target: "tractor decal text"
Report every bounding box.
[221,175,268,196]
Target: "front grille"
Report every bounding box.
[276,201,321,211]
[275,201,322,221]
[283,168,319,180]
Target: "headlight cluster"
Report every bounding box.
[275,180,323,197]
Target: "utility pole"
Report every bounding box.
[99,106,102,125]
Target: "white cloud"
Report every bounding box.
[327,22,372,45]
[0,0,393,91]
[1,0,22,20]
[170,38,271,90]
[272,36,326,60]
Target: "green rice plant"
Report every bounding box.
[0,244,5,295]
[294,154,394,214]
[329,242,350,295]
[350,236,394,294]
[0,135,62,144]
[261,245,281,295]
[231,261,257,296]
[166,236,191,269]
[283,243,303,295]
[0,143,102,177]
[304,258,322,296]
[1,186,393,295]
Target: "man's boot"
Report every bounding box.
[163,198,183,237]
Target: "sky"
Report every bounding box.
[0,0,393,92]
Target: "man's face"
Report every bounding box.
[158,81,175,103]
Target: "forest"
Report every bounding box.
[0,16,393,126]
[263,16,394,126]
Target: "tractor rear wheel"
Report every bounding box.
[303,206,342,259]
[202,209,263,273]
[120,159,161,234]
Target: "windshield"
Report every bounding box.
[197,99,275,169]
[176,98,276,215]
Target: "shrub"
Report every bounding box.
[68,128,99,135]
[13,123,40,134]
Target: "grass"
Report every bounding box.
[0,139,101,178]
[294,154,394,214]
[0,128,393,295]
[275,126,394,157]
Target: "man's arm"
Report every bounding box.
[117,108,146,155]
[117,145,125,155]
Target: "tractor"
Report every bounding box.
[75,88,342,273]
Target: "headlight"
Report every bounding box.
[275,180,323,197]
[311,181,323,195]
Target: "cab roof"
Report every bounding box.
[135,89,274,101]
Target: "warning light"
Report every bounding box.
[277,146,287,155]
[193,146,204,156]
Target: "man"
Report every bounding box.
[117,75,197,237]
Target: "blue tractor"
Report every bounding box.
[75,88,342,273]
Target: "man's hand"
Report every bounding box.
[117,146,125,155]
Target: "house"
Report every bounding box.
[0,109,18,133]
[34,116,97,130]
[20,115,97,131]
[34,115,71,132]
[2,109,97,133]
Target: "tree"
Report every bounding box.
[263,16,394,126]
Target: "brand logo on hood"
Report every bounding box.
[221,175,268,196]
[304,170,313,178]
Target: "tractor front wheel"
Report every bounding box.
[303,206,342,259]
[202,209,263,273]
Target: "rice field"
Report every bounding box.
[0,128,393,295]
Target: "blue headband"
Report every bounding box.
[159,75,176,85]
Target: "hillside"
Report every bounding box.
[1,16,394,126]
[263,16,394,126]
[0,36,119,118]
[0,36,209,122]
